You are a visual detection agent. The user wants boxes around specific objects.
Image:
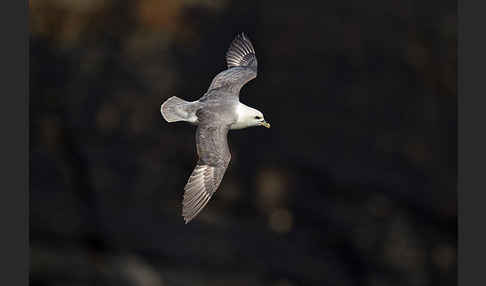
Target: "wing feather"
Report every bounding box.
[205,33,258,93]
[182,124,231,223]
[226,33,257,69]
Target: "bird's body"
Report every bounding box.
[160,33,269,223]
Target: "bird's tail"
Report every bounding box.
[161,96,200,123]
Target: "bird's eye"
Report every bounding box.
[255,116,261,120]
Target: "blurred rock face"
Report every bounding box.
[30,0,456,286]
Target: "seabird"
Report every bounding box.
[160,33,270,223]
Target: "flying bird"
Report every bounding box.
[160,33,270,224]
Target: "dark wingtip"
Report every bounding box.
[226,32,256,68]
[237,32,249,41]
[182,211,191,224]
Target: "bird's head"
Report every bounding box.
[233,103,271,130]
[251,109,271,128]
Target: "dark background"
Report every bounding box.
[30,1,456,285]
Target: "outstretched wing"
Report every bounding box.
[182,123,231,223]
[206,33,258,92]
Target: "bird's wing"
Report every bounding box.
[182,122,231,223]
[206,33,258,92]
[226,33,257,69]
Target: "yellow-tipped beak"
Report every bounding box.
[260,121,271,128]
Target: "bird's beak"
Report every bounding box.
[260,120,271,128]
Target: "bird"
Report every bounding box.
[160,33,270,224]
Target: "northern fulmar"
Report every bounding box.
[160,33,270,224]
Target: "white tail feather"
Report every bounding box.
[160,96,199,123]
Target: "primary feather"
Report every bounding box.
[206,33,258,93]
[226,33,257,69]
[182,122,231,223]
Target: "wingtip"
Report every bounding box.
[182,210,191,224]
[234,32,252,45]
[183,214,195,224]
[237,32,248,40]
[226,32,256,68]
